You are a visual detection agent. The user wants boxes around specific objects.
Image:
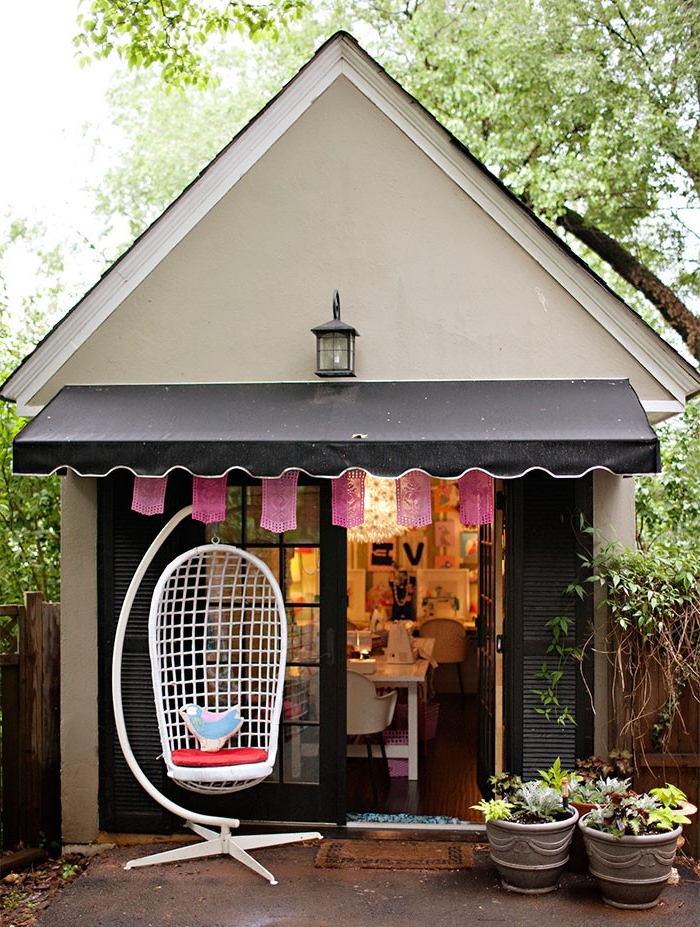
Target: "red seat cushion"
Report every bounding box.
[171,747,268,768]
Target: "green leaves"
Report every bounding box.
[475,771,571,823]
[537,756,574,791]
[591,545,700,640]
[636,400,700,552]
[470,797,514,821]
[532,613,583,726]
[75,0,310,90]
[584,784,690,837]
[0,220,62,604]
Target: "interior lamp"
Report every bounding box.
[311,290,359,377]
[347,475,408,544]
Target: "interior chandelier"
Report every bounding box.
[347,474,409,544]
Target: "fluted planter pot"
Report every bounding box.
[485,807,579,894]
[579,814,682,910]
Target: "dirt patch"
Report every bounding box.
[0,853,90,926]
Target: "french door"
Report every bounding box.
[100,473,347,832]
[476,515,497,796]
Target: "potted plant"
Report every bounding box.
[565,753,634,872]
[574,750,633,780]
[646,782,697,819]
[472,762,579,894]
[578,783,692,909]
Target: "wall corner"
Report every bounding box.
[60,473,100,844]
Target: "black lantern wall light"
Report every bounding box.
[311,290,359,377]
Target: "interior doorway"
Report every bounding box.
[345,478,493,823]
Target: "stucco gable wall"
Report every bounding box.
[31,76,670,407]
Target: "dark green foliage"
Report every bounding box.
[0,222,62,605]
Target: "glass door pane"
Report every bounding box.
[204,481,343,822]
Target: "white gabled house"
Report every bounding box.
[3,33,699,842]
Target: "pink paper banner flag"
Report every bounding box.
[192,475,228,524]
[459,471,494,526]
[131,475,168,515]
[261,471,299,533]
[396,470,432,527]
[331,470,366,528]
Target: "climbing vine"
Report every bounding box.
[589,546,700,757]
[534,542,700,762]
[532,614,583,727]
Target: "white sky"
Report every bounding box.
[0,0,126,324]
[0,0,116,227]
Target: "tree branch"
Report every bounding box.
[557,208,700,361]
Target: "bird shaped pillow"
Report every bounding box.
[180,703,244,752]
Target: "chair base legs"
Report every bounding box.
[456,662,465,699]
[124,823,323,883]
[363,733,391,807]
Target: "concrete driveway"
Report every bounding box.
[32,836,700,927]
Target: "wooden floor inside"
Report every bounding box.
[346,693,484,822]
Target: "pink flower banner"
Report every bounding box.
[192,475,228,524]
[260,471,300,533]
[131,475,168,515]
[331,470,366,528]
[396,470,432,527]
[459,471,494,525]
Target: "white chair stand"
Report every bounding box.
[112,505,322,883]
[346,669,397,805]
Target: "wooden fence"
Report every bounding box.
[615,664,700,859]
[0,593,61,855]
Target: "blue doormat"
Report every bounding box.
[347,812,467,825]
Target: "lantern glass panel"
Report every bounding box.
[316,331,354,376]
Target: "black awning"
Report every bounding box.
[12,379,660,479]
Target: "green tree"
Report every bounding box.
[74,0,309,89]
[635,399,700,552]
[0,219,63,603]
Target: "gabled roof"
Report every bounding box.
[3,32,699,417]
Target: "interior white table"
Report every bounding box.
[347,638,435,780]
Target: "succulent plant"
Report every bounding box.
[473,762,573,824]
[569,775,631,804]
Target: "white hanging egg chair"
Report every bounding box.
[111,505,322,882]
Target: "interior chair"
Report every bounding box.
[419,617,469,698]
[112,504,322,883]
[346,669,397,805]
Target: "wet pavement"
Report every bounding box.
[32,834,700,927]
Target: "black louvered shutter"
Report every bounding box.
[505,472,594,779]
[98,471,202,833]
